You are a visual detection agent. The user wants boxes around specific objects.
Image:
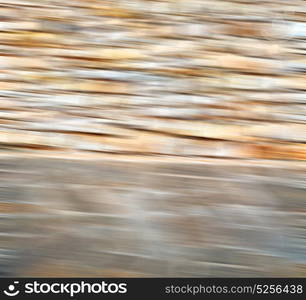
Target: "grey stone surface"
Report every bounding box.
[0,157,305,277]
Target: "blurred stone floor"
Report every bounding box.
[0,156,305,277]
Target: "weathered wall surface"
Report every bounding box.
[0,0,305,277]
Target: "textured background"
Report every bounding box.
[0,0,305,277]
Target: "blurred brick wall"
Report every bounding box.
[0,0,305,159]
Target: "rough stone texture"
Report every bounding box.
[0,0,306,277]
[0,0,305,160]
